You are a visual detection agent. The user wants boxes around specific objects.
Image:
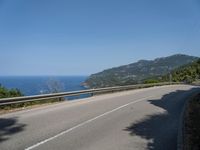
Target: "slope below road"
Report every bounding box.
[0,85,199,150]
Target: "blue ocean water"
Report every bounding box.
[0,76,90,100]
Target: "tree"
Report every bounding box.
[46,78,64,93]
[46,78,65,101]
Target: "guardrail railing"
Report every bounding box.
[0,82,179,106]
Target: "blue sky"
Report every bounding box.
[0,0,200,76]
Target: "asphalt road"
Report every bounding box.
[0,85,199,150]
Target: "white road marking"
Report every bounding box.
[25,96,153,150]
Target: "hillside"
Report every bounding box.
[84,54,199,88]
[163,59,200,83]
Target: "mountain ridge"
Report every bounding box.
[84,54,199,88]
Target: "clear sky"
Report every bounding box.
[0,0,200,76]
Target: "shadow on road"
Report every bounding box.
[124,87,200,150]
[0,117,26,142]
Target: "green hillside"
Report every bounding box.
[85,54,199,88]
[163,59,200,83]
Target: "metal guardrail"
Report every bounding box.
[0,82,179,106]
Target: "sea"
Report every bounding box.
[0,76,90,100]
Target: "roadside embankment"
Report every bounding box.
[181,93,200,150]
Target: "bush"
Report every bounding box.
[0,84,23,98]
[144,79,159,84]
[0,84,64,111]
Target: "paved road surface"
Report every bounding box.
[0,85,199,150]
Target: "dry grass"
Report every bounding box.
[0,98,64,114]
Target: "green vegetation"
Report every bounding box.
[0,84,64,111]
[85,54,198,88]
[163,59,200,83]
[143,79,160,84]
[0,84,23,98]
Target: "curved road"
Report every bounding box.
[0,85,199,150]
